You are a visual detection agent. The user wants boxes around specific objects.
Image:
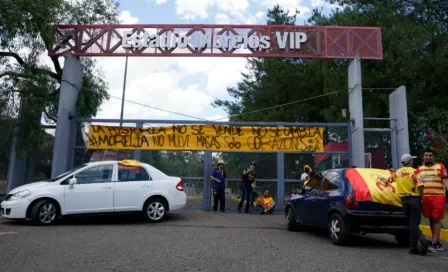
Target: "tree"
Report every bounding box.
[214,1,448,169]
[411,107,448,166]
[213,5,347,174]
[313,0,448,165]
[0,0,119,175]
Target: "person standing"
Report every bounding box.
[238,162,257,214]
[388,154,431,255]
[414,150,448,252]
[301,165,311,181]
[211,159,227,213]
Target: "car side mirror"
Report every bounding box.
[69,178,77,186]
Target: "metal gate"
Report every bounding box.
[72,119,352,211]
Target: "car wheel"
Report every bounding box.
[30,200,58,226]
[394,232,410,247]
[143,198,167,223]
[286,208,297,231]
[329,213,349,246]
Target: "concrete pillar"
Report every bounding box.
[348,52,365,168]
[277,152,285,211]
[67,117,78,169]
[51,53,84,178]
[389,86,410,168]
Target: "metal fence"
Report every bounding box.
[70,119,352,211]
[0,124,56,196]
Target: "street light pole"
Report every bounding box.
[116,56,129,161]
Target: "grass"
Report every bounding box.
[421,210,448,229]
[186,196,202,200]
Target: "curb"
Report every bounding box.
[420,225,448,240]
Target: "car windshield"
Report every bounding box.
[49,164,87,182]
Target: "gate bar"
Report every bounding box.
[78,118,350,127]
[73,146,350,155]
[363,117,397,121]
[364,128,392,132]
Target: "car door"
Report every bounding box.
[64,163,115,214]
[314,171,343,228]
[113,164,153,212]
[299,174,324,224]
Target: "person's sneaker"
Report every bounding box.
[435,242,444,251]
[237,208,241,214]
[428,243,437,253]
[244,210,251,214]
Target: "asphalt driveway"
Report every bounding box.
[0,211,447,272]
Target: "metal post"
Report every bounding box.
[133,122,143,161]
[390,120,399,169]
[116,56,129,161]
[348,121,353,167]
[202,151,212,211]
[277,152,285,211]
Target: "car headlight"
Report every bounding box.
[9,190,31,200]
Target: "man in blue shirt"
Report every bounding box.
[211,159,227,212]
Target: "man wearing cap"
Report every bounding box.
[211,159,227,213]
[238,162,257,214]
[388,154,431,255]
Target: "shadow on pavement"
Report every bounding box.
[291,226,404,249]
[1,212,190,227]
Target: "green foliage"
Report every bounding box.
[0,0,119,158]
[214,1,448,170]
[213,5,347,123]
[413,107,448,166]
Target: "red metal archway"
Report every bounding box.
[49,24,382,59]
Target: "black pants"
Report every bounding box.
[401,196,424,249]
[213,188,225,211]
[238,186,252,212]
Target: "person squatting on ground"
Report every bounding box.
[256,189,276,214]
[238,162,257,214]
[388,154,432,255]
[211,159,227,213]
[414,150,448,252]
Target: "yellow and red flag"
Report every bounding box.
[345,168,402,207]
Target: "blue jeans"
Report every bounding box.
[257,204,277,214]
[238,186,252,211]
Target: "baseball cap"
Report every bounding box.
[401,154,417,163]
[250,162,256,166]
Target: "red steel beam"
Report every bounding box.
[49,24,382,59]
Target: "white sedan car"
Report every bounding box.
[0,160,187,225]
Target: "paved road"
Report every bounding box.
[0,211,447,272]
